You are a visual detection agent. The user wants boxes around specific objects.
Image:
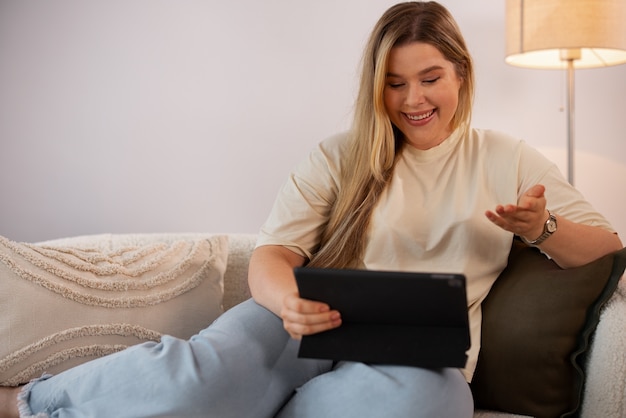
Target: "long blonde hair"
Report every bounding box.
[308,1,475,268]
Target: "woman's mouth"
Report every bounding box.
[404,109,435,123]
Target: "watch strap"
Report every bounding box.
[522,210,556,246]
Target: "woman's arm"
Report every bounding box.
[248,245,342,339]
[486,184,623,268]
[536,214,622,268]
[248,245,305,316]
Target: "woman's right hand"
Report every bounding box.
[280,292,342,340]
[248,245,342,339]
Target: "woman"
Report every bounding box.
[1,2,621,417]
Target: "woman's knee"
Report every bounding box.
[347,364,473,417]
[191,299,290,371]
[202,299,280,333]
[278,363,473,418]
[405,367,473,417]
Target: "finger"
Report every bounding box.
[280,295,341,339]
[525,184,546,198]
[281,309,342,339]
[485,210,506,228]
[495,204,519,215]
[485,209,533,235]
[518,185,546,210]
[281,304,338,324]
[283,292,332,315]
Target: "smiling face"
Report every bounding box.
[384,42,463,150]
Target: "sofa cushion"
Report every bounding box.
[471,239,626,418]
[0,234,228,386]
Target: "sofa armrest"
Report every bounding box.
[222,234,256,311]
[581,278,626,417]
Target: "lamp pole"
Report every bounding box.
[561,48,580,185]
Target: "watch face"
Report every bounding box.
[547,219,557,233]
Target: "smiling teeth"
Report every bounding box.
[406,110,434,121]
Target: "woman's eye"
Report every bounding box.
[388,83,405,88]
[423,77,440,84]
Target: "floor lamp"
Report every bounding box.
[505,0,626,185]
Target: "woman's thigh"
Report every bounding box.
[277,362,473,418]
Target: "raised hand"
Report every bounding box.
[485,184,549,241]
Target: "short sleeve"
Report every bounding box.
[516,142,615,232]
[256,133,349,258]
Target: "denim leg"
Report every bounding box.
[21,299,332,418]
[276,362,474,418]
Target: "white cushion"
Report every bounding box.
[0,234,228,386]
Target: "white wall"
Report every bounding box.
[1,0,625,243]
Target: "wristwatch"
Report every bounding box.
[522,210,557,246]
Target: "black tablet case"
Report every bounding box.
[295,267,470,368]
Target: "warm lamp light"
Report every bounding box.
[505,0,626,184]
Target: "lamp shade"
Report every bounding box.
[506,0,626,69]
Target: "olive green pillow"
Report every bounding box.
[471,239,626,418]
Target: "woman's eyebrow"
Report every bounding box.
[418,65,444,75]
[386,65,444,78]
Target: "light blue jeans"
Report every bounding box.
[19,299,473,417]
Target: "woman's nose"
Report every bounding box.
[405,84,425,106]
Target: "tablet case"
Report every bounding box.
[295,267,470,368]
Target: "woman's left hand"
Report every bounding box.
[485,184,548,241]
[486,183,622,268]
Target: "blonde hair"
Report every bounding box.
[308,1,474,268]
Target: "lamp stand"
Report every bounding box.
[565,58,575,185]
[561,49,580,185]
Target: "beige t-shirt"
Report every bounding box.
[257,128,615,381]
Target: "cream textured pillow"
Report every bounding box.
[0,234,228,386]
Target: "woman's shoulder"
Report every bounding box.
[318,131,352,154]
[469,127,522,146]
[468,127,537,158]
[304,131,352,170]
[469,127,550,160]
[289,131,352,186]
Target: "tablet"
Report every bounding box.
[294,267,470,369]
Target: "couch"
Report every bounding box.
[1,232,625,418]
